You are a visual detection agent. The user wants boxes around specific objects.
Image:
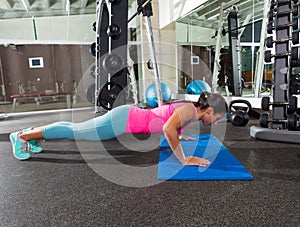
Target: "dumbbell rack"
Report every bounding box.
[250,0,300,143]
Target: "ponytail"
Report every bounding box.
[193,91,210,109]
[193,91,228,114]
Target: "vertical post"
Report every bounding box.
[228,7,242,96]
[145,16,162,107]
[95,0,106,112]
[212,3,225,94]
[138,0,163,107]
[32,16,38,40]
[253,0,269,98]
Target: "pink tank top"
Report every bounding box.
[125,102,198,134]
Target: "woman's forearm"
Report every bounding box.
[171,142,187,164]
[163,128,187,164]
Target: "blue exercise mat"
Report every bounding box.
[158,134,253,181]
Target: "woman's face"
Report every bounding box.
[202,111,225,126]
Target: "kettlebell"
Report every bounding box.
[228,100,251,126]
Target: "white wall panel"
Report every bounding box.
[158,0,207,29]
[0,14,95,44]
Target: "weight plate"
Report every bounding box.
[107,24,121,40]
[290,74,300,95]
[292,32,299,45]
[89,42,96,57]
[270,1,276,9]
[293,18,299,31]
[97,82,123,110]
[266,36,273,48]
[111,68,126,78]
[287,114,297,131]
[89,64,96,78]
[267,23,273,34]
[85,84,95,104]
[288,96,298,113]
[260,113,269,128]
[291,59,300,68]
[264,50,272,63]
[291,47,298,61]
[102,53,125,74]
[293,6,298,16]
[261,97,270,111]
[92,21,96,32]
[268,11,273,22]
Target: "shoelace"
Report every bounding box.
[22,142,30,153]
[17,131,30,153]
[35,139,45,147]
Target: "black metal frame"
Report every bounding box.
[95,0,128,112]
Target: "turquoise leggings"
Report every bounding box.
[42,105,131,141]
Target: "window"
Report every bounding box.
[28,57,44,68]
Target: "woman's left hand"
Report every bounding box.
[179,135,196,141]
[184,156,210,166]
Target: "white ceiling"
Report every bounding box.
[0,0,96,19]
[177,0,265,29]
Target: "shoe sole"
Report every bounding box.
[30,147,43,153]
[9,133,31,161]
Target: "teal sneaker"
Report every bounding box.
[9,132,31,160]
[29,140,43,153]
[22,128,43,153]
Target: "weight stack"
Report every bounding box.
[95,0,128,111]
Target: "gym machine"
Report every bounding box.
[92,0,128,112]
[227,6,242,96]
[250,0,300,143]
[128,0,163,107]
[90,0,162,111]
[212,2,243,96]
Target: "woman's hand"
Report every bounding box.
[183,156,210,166]
[179,135,196,141]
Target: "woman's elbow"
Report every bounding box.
[162,124,170,135]
[163,124,175,136]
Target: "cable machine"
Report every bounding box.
[94,0,128,112]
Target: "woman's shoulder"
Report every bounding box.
[169,102,196,115]
[171,101,195,108]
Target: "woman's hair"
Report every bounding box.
[193,91,228,114]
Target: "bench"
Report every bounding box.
[10,92,72,113]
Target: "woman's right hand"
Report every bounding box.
[183,156,210,166]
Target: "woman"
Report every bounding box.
[10,92,228,166]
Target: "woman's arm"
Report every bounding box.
[162,104,210,166]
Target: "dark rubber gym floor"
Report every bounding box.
[0,108,299,226]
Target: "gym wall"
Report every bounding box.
[0,44,94,100]
[177,45,212,90]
